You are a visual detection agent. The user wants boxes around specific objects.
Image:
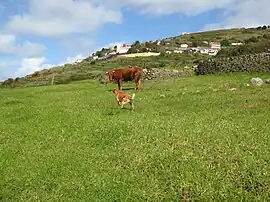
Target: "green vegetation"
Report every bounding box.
[217,39,270,57]
[177,27,270,45]
[1,74,270,201]
[2,53,210,88]
[2,26,270,88]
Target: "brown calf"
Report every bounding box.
[112,89,136,110]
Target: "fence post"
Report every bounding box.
[51,74,55,85]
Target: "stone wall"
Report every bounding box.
[195,53,270,75]
[142,68,193,80]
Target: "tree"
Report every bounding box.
[141,47,148,52]
[221,39,230,46]
[145,42,151,48]
[95,50,103,57]
[134,40,140,46]
[127,47,137,54]
[244,36,258,43]
[262,25,267,30]
[263,34,270,39]
[192,41,198,47]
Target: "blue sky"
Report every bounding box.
[0,0,269,81]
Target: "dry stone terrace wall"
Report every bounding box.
[195,53,270,75]
[142,68,193,80]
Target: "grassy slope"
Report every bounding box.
[1,74,270,201]
[8,53,209,88]
[177,28,269,43]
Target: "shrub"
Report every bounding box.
[221,39,230,46]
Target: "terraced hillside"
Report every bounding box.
[1,26,270,88]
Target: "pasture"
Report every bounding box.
[1,74,270,201]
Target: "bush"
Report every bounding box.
[3,78,15,88]
[221,39,230,46]
[217,40,270,57]
[244,36,258,43]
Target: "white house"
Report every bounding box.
[210,42,221,49]
[191,47,200,53]
[174,50,183,53]
[116,44,131,54]
[200,48,209,54]
[108,51,117,55]
[208,49,218,56]
[231,42,243,46]
[180,44,188,48]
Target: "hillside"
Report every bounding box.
[1,26,270,88]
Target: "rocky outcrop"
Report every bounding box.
[195,53,270,75]
[265,78,270,84]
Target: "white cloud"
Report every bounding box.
[14,53,87,77]
[112,0,270,29]
[4,0,270,38]
[203,0,270,30]
[61,36,94,56]
[118,0,234,16]
[15,57,52,77]
[65,54,85,64]
[0,60,20,80]
[6,0,122,37]
[102,41,125,49]
[0,33,46,57]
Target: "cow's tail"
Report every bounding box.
[131,93,136,100]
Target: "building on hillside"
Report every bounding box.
[180,44,189,48]
[174,50,183,53]
[210,42,221,49]
[200,48,209,54]
[208,49,219,56]
[108,51,117,55]
[231,42,243,46]
[116,44,131,54]
[92,56,99,60]
[191,47,200,53]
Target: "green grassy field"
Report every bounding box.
[1,74,270,201]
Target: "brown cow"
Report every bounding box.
[102,67,144,90]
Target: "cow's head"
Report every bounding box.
[99,70,114,84]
